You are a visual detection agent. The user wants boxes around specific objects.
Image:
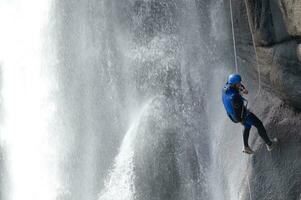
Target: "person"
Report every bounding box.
[222,73,278,154]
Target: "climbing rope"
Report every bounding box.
[229,0,238,73]
[243,0,262,98]
[229,0,262,97]
[229,1,264,200]
[246,155,253,200]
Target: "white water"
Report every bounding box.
[99,101,153,200]
[0,0,249,200]
[0,1,61,200]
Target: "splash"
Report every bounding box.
[99,100,152,200]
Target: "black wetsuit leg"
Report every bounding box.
[243,112,272,146]
[243,127,251,147]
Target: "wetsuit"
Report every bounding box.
[222,83,272,147]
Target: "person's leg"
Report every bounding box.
[245,112,272,146]
[242,123,254,154]
[243,126,251,147]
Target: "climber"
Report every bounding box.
[222,73,278,154]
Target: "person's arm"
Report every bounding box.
[231,94,244,122]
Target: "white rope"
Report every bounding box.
[246,155,253,200]
[244,0,262,97]
[230,1,259,200]
[229,0,262,98]
[243,3,262,199]
[229,0,238,73]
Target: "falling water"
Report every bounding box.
[0,1,60,200]
[99,100,153,200]
[0,0,250,200]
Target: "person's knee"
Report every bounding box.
[243,124,252,130]
[255,121,267,135]
[250,115,264,128]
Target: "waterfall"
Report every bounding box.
[0,1,60,200]
[0,0,249,199]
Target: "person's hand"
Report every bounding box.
[242,88,248,94]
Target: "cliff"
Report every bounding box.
[232,1,301,199]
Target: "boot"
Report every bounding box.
[242,146,254,154]
[267,138,279,151]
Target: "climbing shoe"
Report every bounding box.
[267,138,279,151]
[242,146,254,154]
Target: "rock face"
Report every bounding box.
[133,97,208,200]
[232,1,301,199]
[234,0,301,110]
[243,90,301,200]
[278,1,301,37]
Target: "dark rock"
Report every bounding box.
[247,91,301,200]
[231,0,301,199]
[276,0,301,37]
[269,41,301,110]
[234,0,301,110]
[244,0,275,46]
[133,97,208,200]
[297,44,301,62]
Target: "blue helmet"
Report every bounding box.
[228,73,242,85]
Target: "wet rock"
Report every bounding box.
[234,0,301,110]
[244,0,275,46]
[231,0,301,199]
[297,44,301,62]
[276,0,301,37]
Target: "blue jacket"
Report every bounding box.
[222,83,246,123]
